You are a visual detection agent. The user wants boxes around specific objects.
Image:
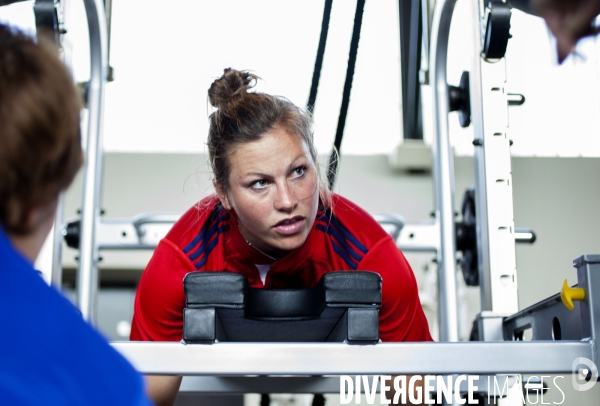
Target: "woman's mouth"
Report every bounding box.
[273,216,305,235]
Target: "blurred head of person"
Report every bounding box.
[533,0,600,63]
[0,24,83,261]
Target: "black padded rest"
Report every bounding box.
[183,271,381,344]
[322,271,381,305]
[184,272,246,306]
[216,307,348,341]
[184,271,381,318]
[245,288,325,320]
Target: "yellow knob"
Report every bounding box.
[561,280,585,311]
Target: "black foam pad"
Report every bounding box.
[183,271,382,344]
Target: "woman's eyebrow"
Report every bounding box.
[286,155,309,171]
[241,171,273,180]
[242,155,309,177]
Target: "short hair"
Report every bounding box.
[0,24,83,235]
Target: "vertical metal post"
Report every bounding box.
[77,0,108,323]
[468,0,519,315]
[574,255,600,367]
[430,0,460,343]
[50,192,66,288]
[468,5,522,402]
[420,0,430,82]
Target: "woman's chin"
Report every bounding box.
[269,234,308,254]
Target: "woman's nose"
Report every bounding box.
[273,181,298,211]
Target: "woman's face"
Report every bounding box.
[216,127,319,258]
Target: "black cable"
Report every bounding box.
[307,0,334,114]
[327,0,366,190]
[399,0,423,140]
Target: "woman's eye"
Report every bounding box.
[292,166,306,178]
[250,180,268,190]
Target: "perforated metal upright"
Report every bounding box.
[468,2,521,405]
[430,2,521,404]
[468,0,519,319]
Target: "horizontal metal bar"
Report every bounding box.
[178,374,516,395]
[91,217,533,252]
[92,216,442,253]
[514,228,536,244]
[180,376,340,394]
[372,213,405,241]
[507,93,525,106]
[397,222,440,253]
[95,215,179,250]
[112,341,593,376]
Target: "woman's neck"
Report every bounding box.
[237,222,288,261]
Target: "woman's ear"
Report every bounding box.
[214,180,232,210]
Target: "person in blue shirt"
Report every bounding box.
[0,23,153,406]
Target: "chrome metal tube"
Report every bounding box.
[113,341,592,375]
[430,0,460,343]
[77,0,108,323]
[51,192,66,288]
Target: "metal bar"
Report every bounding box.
[429,0,460,342]
[73,215,531,254]
[397,222,439,253]
[77,0,108,323]
[178,374,512,394]
[113,341,593,376]
[468,0,519,315]
[67,215,441,252]
[514,228,536,244]
[419,0,430,83]
[371,213,405,241]
[51,192,66,288]
[180,376,340,394]
[104,0,112,59]
[503,292,583,341]
[573,255,600,366]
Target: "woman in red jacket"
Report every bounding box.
[131,68,432,406]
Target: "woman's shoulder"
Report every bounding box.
[319,193,390,247]
[329,194,383,226]
[165,194,228,247]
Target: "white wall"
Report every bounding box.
[81,0,403,155]
[446,0,600,157]
[4,0,600,157]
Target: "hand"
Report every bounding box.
[145,375,182,406]
[533,0,600,62]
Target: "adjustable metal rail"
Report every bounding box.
[113,341,593,376]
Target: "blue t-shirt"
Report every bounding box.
[0,227,154,406]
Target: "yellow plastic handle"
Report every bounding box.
[561,280,586,311]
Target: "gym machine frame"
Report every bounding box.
[62,0,599,397]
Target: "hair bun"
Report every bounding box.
[208,68,258,109]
